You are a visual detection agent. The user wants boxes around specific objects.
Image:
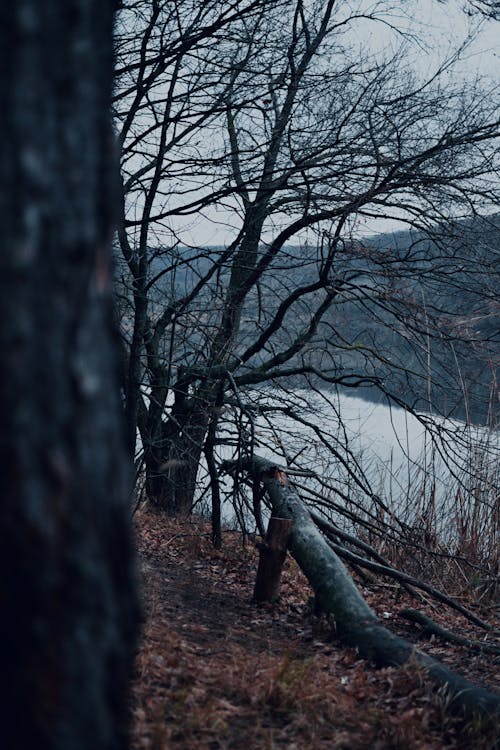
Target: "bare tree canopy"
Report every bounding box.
[113,0,499,567]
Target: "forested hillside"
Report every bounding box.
[321,216,500,423]
[117,213,499,425]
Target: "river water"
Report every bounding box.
[202,389,499,539]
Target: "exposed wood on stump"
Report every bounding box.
[234,455,500,723]
[254,517,293,602]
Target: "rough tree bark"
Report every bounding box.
[145,403,209,516]
[236,456,500,723]
[0,3,140,749]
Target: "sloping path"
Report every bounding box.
[132,509,499,750]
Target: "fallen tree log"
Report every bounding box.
[319,526,495,632]
[227,455,500,723]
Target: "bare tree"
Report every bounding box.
[0,3,139,748]
[114,0,499,531]
[466,0,500,19]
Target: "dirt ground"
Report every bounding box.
[131,507,499,750]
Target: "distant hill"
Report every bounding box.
[326,216,499,424]
[115,214,500,426]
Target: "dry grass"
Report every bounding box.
[132,510,500,750]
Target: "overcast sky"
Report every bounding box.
[172,0,499,247]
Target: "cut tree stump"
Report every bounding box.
[226,455,500,723]
[253,516,293,602]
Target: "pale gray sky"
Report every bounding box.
[163,0,499,247]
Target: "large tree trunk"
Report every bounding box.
[144,375,215,516]
[145,424,207,516]
[239,456,500,722]
[0,4,140,749]
[143,217,267,517]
